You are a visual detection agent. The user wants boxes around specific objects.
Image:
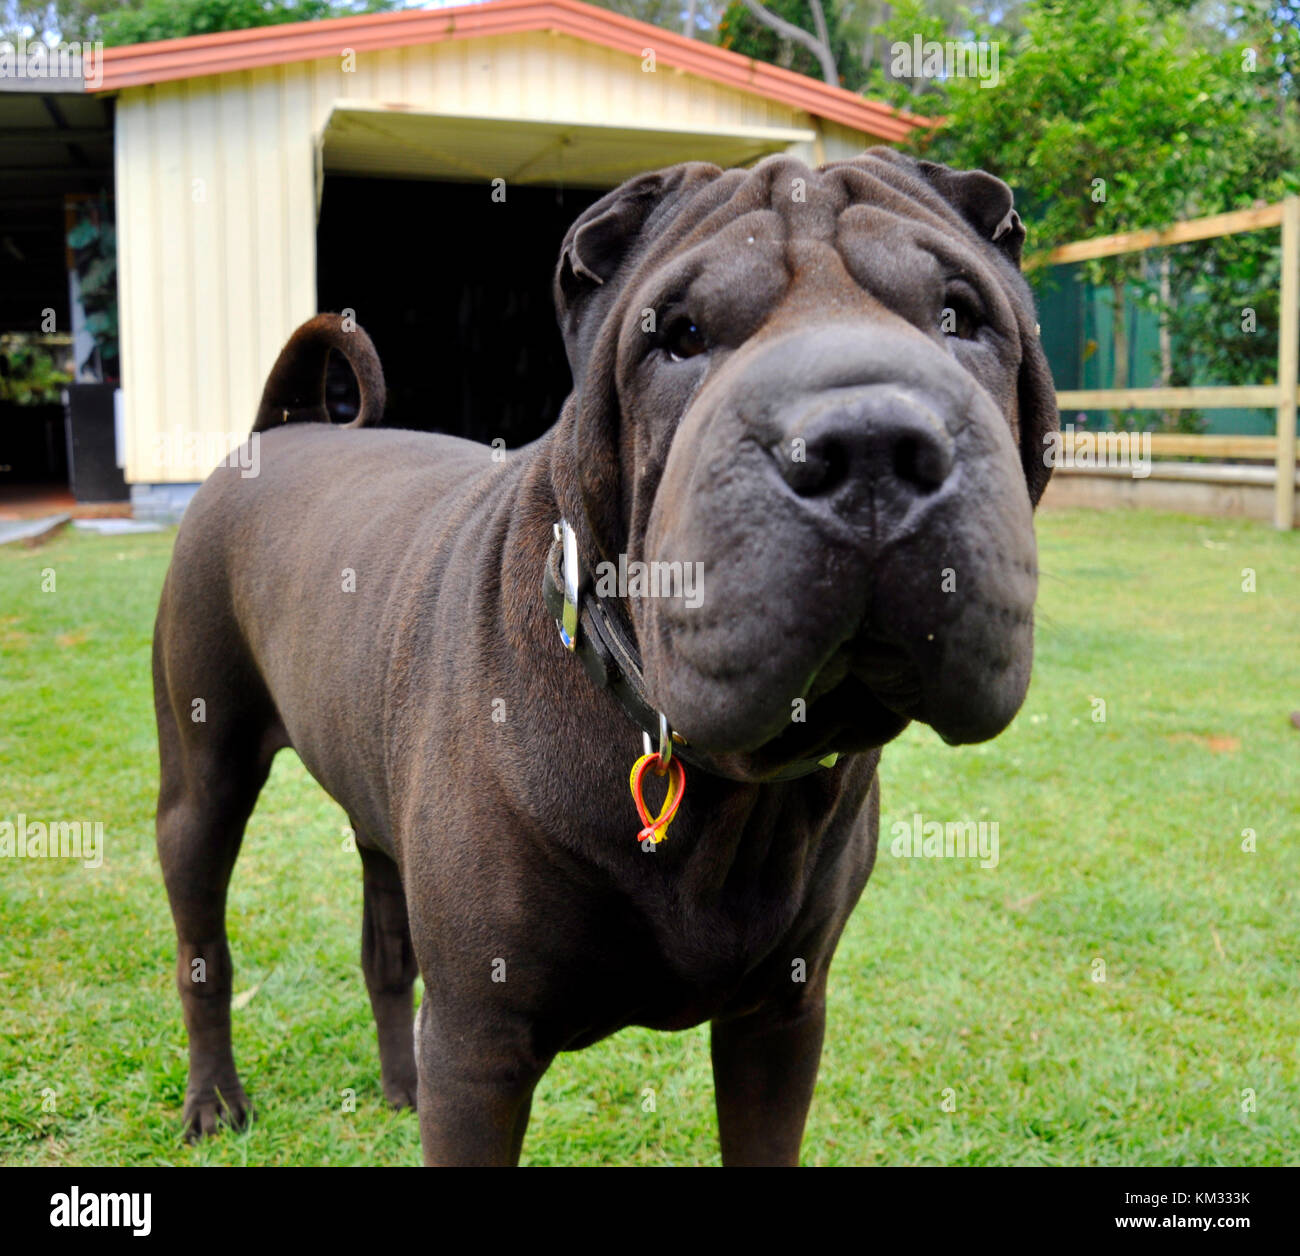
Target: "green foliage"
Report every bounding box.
[714,0,1026,96]
[588,0,724,33]
[0,336,71,405]
[1134,236,1283,392]
[66,197,118,382]
[1,0,118,42]
[855,0,981,107]
[911,0,1297,397]
[717,0,856,85]
[97,0,399,47]
[915,1,1262,248]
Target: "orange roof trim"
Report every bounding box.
[94,0,931,141]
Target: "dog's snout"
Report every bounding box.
[769,390,955,503]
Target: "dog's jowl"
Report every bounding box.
[152,149,1057,1166]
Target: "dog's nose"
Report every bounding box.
[770,389,955,501]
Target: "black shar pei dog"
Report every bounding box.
[153,149,1056,1165]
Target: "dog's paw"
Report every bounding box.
[182,1086,252,1141]
[382,1076,417,1112]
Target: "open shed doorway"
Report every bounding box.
[317,177,604,446]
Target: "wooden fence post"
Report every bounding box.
[1276,195,1299,530]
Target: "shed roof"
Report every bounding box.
[93,0,930,141]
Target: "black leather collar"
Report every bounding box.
[541,520,835,782]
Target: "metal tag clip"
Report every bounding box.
[641,710,673,770]
[555,518,580,651]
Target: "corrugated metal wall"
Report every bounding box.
[116,66,316,484]
[115,33,883,483]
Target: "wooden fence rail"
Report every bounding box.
[1056,432,1278,461]
[1032,197,1300,529]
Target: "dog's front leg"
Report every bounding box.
[710,983,828,1167]
[413,996,549,1166]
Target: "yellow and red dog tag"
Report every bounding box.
[628,752,686,846]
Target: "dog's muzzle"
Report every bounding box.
[635,321,1040,760]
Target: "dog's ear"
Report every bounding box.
[910,159,1057,506]
[1015,317,1058,506]
[556,177,660,298]
[554,164,719,386]
[913,161,1025,266]
[553,164,721,559]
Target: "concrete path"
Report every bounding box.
[0,514,70,546]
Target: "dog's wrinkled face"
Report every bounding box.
[553,149,1058,776]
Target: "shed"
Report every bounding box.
[90,0,925,499]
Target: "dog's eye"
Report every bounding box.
[664,316,709,362]
[940,283,985,341]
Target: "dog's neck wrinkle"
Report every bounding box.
[675,778,812,905]
[616,769,877,983]
[671,763,868,901]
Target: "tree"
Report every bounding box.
[589,0,726,36]
[1,0,400,45]
[725,0,840,84]
[2,0,120,42]
[715,1,1029,96]
[851,0,1028,100]
[911,0,1296,398]
[100,0,398,46]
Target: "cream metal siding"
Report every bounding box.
[115,32,884,483]
[117,68,317,483]
[819,119,888,163]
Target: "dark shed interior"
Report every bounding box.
[316,177,604,446]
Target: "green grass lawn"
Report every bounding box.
[0,508,1296,1166]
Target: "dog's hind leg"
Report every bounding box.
[356,841,418,1109]
[154,634,279,1141]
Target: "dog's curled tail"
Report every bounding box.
[251,313,386,434]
